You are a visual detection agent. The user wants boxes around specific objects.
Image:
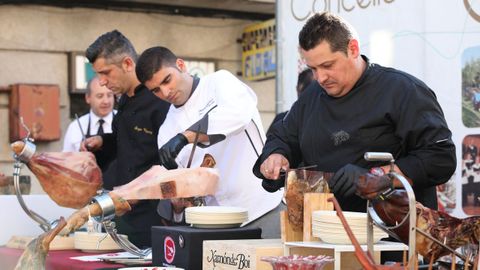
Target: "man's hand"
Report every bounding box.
[260,153,290,180]
[80,136,103,151]
[159,133,189,169]
[328,164,368,198]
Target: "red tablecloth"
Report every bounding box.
[0,246,136,270]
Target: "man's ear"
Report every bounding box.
[85,93,91,105]
[348,39,360,58]
[122,56,135,72]
[176,58,187,72]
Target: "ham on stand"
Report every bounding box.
[356,173,479,263]
[11,141,102,209]
[61,162,219,235]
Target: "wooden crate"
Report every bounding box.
[203,239,283,270]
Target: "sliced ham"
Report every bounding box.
[113,165,219,200]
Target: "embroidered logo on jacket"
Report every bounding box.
[199,99,216,116]
[134,126,153,135]
[331,130,350,146]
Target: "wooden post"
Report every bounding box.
[280,210,303,242]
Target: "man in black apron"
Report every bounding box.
[62,76,115,172]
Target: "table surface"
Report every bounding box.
[0,246,145,270]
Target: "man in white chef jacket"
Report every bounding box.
[136,46,283,238]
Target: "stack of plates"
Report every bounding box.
[312,210,388,245]
[74,231,128,252]
[185,206,248,228]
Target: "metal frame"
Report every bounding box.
[364,152,416,269]
[92,193,151,258]
[12,119,57,232]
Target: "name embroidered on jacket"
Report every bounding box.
[134,126,153,135]
[199,99,216,116]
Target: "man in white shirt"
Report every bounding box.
[63,76,115,170]
[136,46,284,238]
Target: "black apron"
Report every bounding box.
[87,113,115,173]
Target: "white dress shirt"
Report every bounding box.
[62,110,116,152]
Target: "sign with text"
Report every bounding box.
[242,19,276,81]
[277,0,480,218]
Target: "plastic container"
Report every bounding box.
[284,169,333,231]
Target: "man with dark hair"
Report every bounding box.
[136,46,283,238]
[81,30,170,248]
[253,12,456,213]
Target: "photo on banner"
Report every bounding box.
[462,45,480,127]
[462,135,480,215]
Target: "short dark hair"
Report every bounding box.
[296,69,314,96]
[299,12,354,55]
[86,30,138,64]
[136,46,178,84]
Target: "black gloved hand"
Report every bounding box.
[158,133,189,169]
[261,169,286,193]
[328,164,368,198]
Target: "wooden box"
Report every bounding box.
[9,84,60,142]
[152,226,261,270]
[203,239,283,270]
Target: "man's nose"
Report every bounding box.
[315,70,328,84]
[160,86,171,97]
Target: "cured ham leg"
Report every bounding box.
[61,166,219,235]
[112,165,218,200]
[11,141,102,209]
[14,217,67,270]
[356,173,479,262]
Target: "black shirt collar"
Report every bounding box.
[175,76,200,108]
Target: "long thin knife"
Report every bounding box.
[186,124,204,207]
[186,124,202,169]
[75,114,88,150]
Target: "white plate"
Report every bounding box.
[191,223,242,229]
[74,231,127,251]
[185,206,247,214]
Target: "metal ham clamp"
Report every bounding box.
[362,152,473,268]
[12,118,58,232]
